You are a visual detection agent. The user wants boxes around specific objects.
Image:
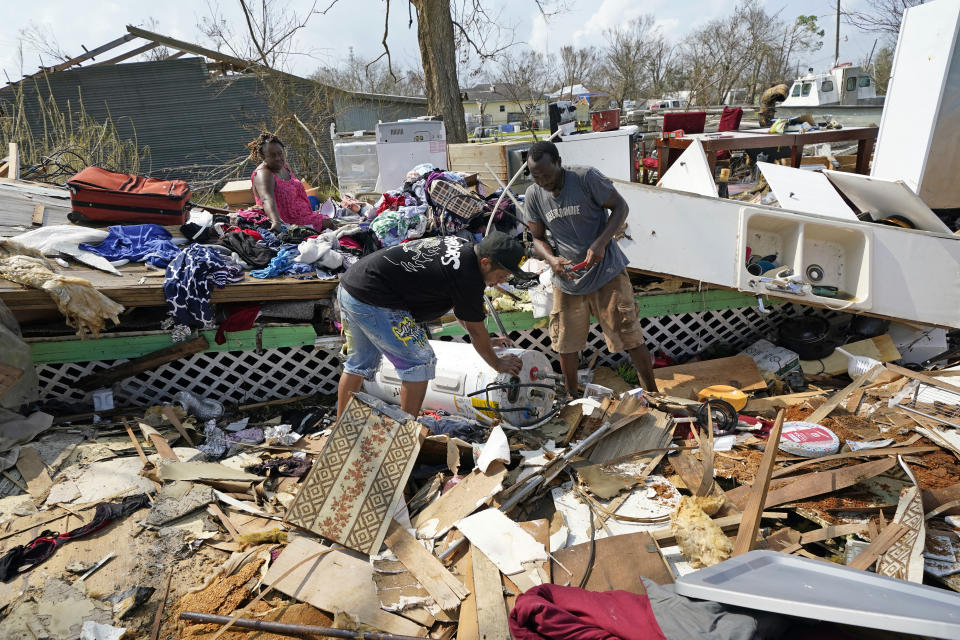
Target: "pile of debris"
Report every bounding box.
[0,350,958,639]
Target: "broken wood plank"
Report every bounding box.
[162,405,196,447]
[141,423,179,461]
[771,445,936,479]
[208,503,242,543]
[806,364,884,424]
[670,451,739,514]
[75,335,210,391]
[744,390,827,413]
[550,531,673,590]
[726,457,898,511]
[587,409,672,465]
[31,204,44,226]
[384,519,469,613]
[455,544,479,640]
[886,363,960,395]
[848,522,907,571]
[15,445,52,500]
[649,511,783,547]
[800,523,870,545]
[412,463,507,540]
[471,546,510,640]
[121,418,148,465]
[654,354,767,401]
[7,143,18,181]
[733,410,785,556]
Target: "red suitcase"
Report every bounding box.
[67,167,190,225]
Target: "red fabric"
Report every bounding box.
[661,112,706,135]
[718,106,744,132]
[641,157,659,170]
[215,303,261,345]
[377,192,407,213]
[338,237,363,251]
[509,584,666,640]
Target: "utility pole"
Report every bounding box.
[835,0,841,65]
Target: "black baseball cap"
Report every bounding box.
[477,231,536,280]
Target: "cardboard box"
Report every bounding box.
[220,179,256,207]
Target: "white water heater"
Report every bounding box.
[362,340,557,425]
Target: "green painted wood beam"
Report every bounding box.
[30,325,318,364]
[432,290,781,337]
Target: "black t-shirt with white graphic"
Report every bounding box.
[340,236,486,322]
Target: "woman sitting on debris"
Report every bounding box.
[248,132,333,233]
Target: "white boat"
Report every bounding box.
[781,64,884,108]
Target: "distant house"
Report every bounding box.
[0,26,427,189]
[461,83,545,126]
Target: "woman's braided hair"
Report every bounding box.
[247,132,284,162]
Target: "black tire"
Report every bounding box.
[696,399,738,436]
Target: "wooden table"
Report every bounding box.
[0,264,338,321]
[656,126,878,177]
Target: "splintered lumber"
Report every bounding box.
[806,364,884,424]
[75,335,209,391]
[384,520,469,613]
[411,463,507,539]
[161,405,196,447]
[725,457,898,511]
[733,410,785,556]
[31,204,44,226]
[848,523,907,570]
[771,445,937,479]
[744,390,827,413]
[471,546,510,640]
[670,452,739,514]
[886,363,960,395]
[800,523,870,545]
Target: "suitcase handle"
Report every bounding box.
[119,176,136,191]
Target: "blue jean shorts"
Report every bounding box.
[338,285,436,382]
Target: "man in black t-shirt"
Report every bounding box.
[336,231,527,418]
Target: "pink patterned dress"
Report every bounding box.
[251,164,328,229]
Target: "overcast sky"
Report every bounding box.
[0,0,885,85]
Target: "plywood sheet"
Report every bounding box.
[550,531,673,590]
[654,354,767,400]
[264,537,422,636]
[411,463,506,539]
[800,335,901,375]
[284,394,422,555]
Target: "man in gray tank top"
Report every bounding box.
[523,141,658,395]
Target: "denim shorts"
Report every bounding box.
[338,285,437,382]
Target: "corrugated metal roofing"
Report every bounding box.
[0,58,426,188]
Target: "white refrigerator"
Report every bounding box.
[375,120,447,191]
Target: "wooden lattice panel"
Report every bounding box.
[35,303,841,407]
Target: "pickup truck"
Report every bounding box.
[650,99,686,110]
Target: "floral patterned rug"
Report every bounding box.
[284,393,423,554]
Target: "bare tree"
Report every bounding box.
[601,15,658,107]
[311,48,424,96]
[199,0,325,70]
[492,49,553,127]
[862,44,895,94]
[557,46,599,100]
[17,22,71,68]
[140,17,173,61]
[842,0,922,35]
